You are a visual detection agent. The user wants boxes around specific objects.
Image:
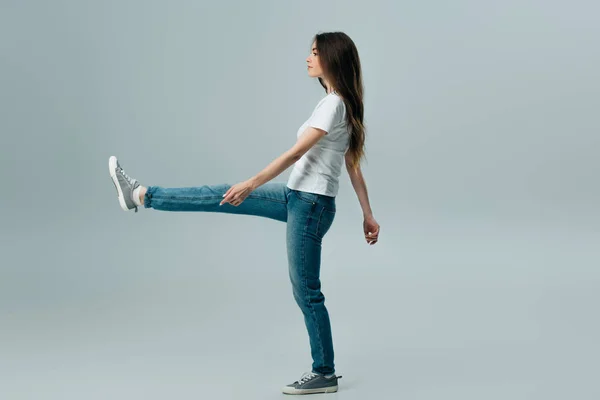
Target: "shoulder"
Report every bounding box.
[316,93,345,113]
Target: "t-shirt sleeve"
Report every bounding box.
[308,96,344,134]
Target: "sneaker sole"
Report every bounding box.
[282,385,338,395]
[108,156,132,211]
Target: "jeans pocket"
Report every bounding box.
[294,190,319,205]
[316,207,336,238]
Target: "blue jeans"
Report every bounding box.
[143,182,337,375]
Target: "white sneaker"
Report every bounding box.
[282,371,342,395]
[108,156,141,212]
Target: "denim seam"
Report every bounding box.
[295,191,336,212]
[247,195,287,204]
[302,201,325,372]
[149,195,286,204]
[316,207,325,238]
[152,196,221,200]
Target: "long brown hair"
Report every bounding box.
[313,31,366,172]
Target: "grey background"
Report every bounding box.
[1,1,599,399]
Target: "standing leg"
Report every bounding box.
[286,189,337,376]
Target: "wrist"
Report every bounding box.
[249,176,260,190]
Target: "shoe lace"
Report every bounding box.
[118,166,135,185]
[298,372,318,385]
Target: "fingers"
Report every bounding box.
[220,190,230,206]
[366,230,379,238]
[220,196,232,206]
[366,230,379,245]
[221,196,234,206]
[220,194,244,207]
[221,187,237,206]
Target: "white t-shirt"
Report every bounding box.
[286,91,350,197]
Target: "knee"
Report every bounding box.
[292,285,325,307]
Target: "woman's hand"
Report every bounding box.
[220,180,255,207]
[363,215,380,245]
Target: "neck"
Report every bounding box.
[322,78,335,94]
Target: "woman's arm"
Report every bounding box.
[345,152,373,218]
[249,127,327,189]
[346,153,380,245]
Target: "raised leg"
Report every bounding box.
[144,181,290,223]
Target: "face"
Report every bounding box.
[306,41,324,78]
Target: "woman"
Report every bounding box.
[108,31,380,395]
